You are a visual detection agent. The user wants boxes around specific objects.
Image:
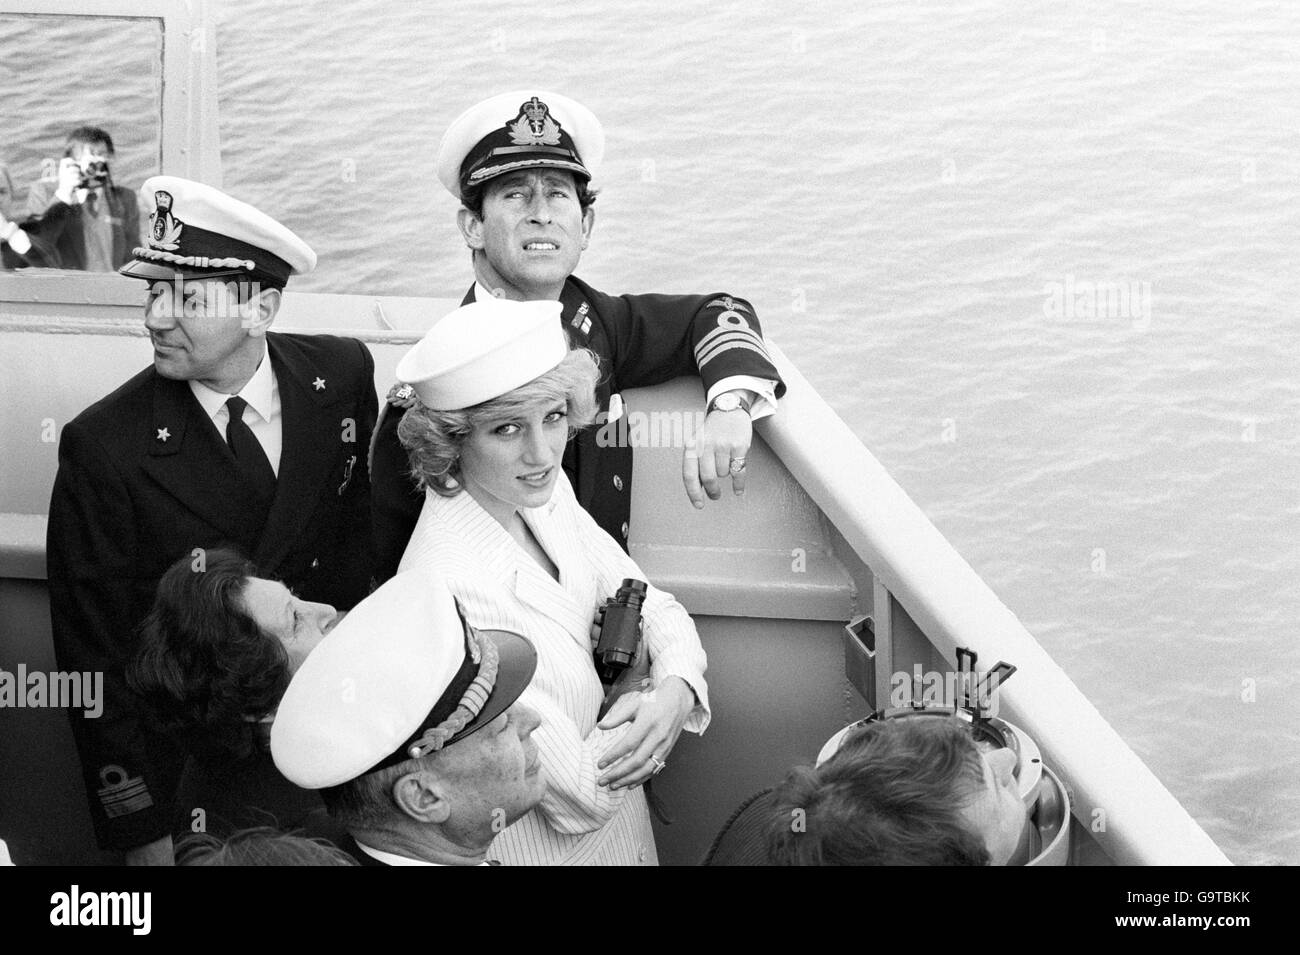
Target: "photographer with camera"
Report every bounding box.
[21,125,146,271]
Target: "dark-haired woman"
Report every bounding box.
[127,548,341,851]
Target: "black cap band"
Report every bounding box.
[363,613,487,777]
[457,96,590,196]
[122,220,294,289]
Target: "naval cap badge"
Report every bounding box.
[150,190,183,251]
[507,96,563,147]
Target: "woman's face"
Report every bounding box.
[458,397,569,523]
[238,577,341,674]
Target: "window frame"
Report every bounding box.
[0,0,216,305]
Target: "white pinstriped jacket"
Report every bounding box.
[397,472,710,866]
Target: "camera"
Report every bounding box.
[593,578,647,684]
[77,160,109,190]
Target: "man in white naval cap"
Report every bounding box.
[47,176,377,864]
[369,90,787,582]
[272,572,545,866]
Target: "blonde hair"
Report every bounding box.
[398,348,601,496]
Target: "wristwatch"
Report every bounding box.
[708,392,752,415]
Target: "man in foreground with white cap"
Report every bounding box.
[370,90,787,582]
[272,572,545,866]
[47,176,378,864]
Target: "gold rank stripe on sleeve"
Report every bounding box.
[694,325,774,370]
[96,767,154,818]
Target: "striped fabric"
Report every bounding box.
[398,473,710,865]
[692,303,774,374]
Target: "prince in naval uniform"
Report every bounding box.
[46,177,377,863]
[370,91,787,581]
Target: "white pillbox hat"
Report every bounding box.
[396,298,567,410]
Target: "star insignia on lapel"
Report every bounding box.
[156,427,170,442]
[313,377,326,391]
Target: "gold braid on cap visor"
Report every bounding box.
[130,246,257,271]
[405,632,501,758]
[465,157,587,184]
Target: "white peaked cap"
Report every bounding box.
[120,175,315,285]
[271,570,536,790]
[435,90,605,199]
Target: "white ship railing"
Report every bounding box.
[760,342,1230,866]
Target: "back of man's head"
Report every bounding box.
[176,827,357,866]
[768,717,992,865]
[321,755,425,832]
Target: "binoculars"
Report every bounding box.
[593,578,647,684]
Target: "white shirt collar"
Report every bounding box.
[353,840,489,867]
[188,342,276,422]
[473,281,504,303]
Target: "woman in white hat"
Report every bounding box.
[393,298,710,865]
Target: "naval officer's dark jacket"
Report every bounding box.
[370,275,787,583]
[47,331,377,851]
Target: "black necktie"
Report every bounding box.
[224,395,277,502]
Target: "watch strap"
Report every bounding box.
[708,391,752,415]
